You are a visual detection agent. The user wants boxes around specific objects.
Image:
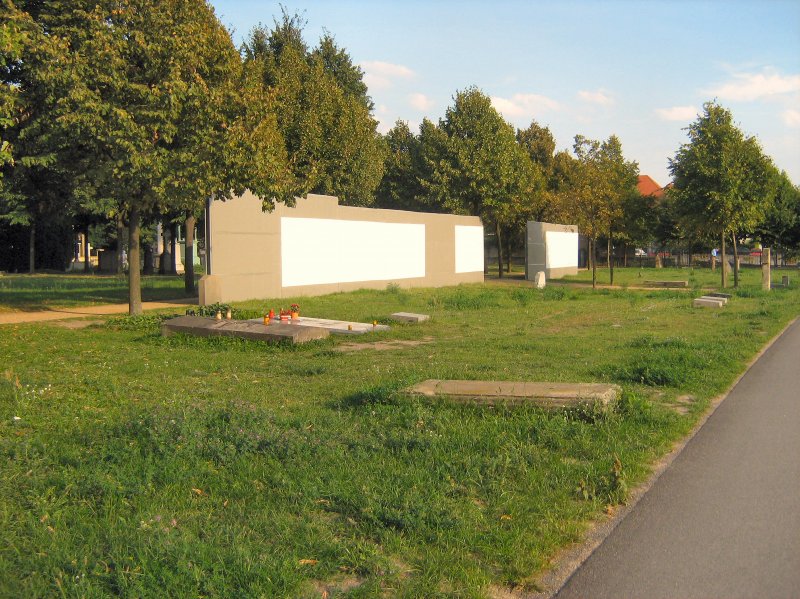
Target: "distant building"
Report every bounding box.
[637,175,665,198]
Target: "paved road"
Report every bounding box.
[0,298,197,325]
[555,318,800,599]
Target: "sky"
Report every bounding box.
[209,0,800,187]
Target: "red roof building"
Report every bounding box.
[637,175,665,198]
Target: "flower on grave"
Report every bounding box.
[290,303,300,314]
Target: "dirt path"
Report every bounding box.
[0,298,198,325]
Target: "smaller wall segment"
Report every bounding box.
[525,221,579,281]
[199,193,484,304]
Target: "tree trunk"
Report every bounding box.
[116,214,125,274]
[142,239,154,275]
[495,221,504,279]
[505,235,512,275]
[128,208,142,315]
[184,213,196,294]
[623,243,628,268]
[159,222,169,275]
[721,233,727,288]
[608,235,614,286]
[732,233,739,288]
[28,222,36,274]
[83,224,91,273]
[591,238,597,289]
[169,222,178,275]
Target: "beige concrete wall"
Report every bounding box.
[199,192,484,304]
[525,221,579,281]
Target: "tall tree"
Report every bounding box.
[0,0,26,173]
[376,120,428,211]
[565,135,637,287]
[243,12,385,206]
[423,87,538,277]
[26,0,291,313]
[669,101,774,288]
[755,170,800,265]
[311,32,372,111]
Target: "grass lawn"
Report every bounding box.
[1,272,798,597]
[0,274,195,313]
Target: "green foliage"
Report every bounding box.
[428,286,501,310]
[243,12,385,207]
[669,101,776,288]
[1,279,799,595]
[375,120,430,211]
[755,170,800,258]
[106,313,172,332]
[0,273,193,310]
[185,303,261,320]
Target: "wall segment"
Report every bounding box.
[199,192,484,304]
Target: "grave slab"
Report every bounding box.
[390,312,430,323]
[693,297,725,308]
[162,315,329,344]
[406,379,620,409]
[246,316,389,335]
[699,295,727,304]
[707,292,732,299]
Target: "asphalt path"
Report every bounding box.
[555,318,800,599]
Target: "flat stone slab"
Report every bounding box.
[699,294,727,304]
[693,297,725,308]
[406,380,620,409]
[247,316,389,335]
[707,292,732,299]
[162,315,330,344]
[390,312,430,323]
[644,280,689,288]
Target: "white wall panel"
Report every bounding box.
[281,218,426,287]
[454,225,485,273]
[545,231,578,269]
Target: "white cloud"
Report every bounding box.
[359,61,415,91]
[708,68,800,102]
[783,109,800,128]
[490,93,560,119]
[577,89,614,106]
[408,93,435,112]
[655,105,699,121]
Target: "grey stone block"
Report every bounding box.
[161,315,330,344]
[390,312,430,323]
[693,297,725,308]
[406,380,619,409]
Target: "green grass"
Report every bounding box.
[562,264,797,289]
[0,274,195,312]
[1,273,798,597]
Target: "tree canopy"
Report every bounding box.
[669,101,774,286]
[242,12,384,207]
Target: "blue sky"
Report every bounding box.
[209,0,800,186]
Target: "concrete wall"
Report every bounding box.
[525,221,579,281]
[199,192,484,304]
